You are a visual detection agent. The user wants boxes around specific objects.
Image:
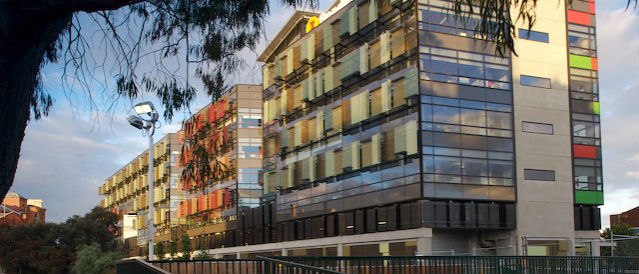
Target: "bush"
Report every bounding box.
[72,244,121,274]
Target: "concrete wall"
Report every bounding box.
[510,0,590,252]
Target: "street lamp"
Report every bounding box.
[128,101,159,260]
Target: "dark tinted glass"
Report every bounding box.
[524,169,555,181]
[519,29,549,43]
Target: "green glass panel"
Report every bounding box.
[593,101,600,114]
[405,68,419,98]
[341,50,360,79]
[323,24,333,52]
[569,54,592,69]
[575,190,603,205]
[349,7,357,35]
[340,9,350,37]
[369,0,378,23]
[275,60,282,78]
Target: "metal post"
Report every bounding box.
[148,127,155,260]
[610,231,614,257]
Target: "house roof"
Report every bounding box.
[0,204,21,218]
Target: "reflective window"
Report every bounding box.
[418,3,496,39]
[460,108,486,127]
[419,46,511,90]
[518,29,549,43]
[432,105,460,124]
[573,121,600,138]
[462,158,488,176]
[434,156,461,175]
[238,138,262,159]
[489,160,513,179]
[521,75,551,89]
[522,122,554,135]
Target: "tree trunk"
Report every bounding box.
[0,7,72,202]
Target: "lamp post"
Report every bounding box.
[127,101,159,260]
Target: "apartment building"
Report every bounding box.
[99,133,184,255]
[171,0,603,257]
[177,84,263,249]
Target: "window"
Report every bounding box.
[573,120,600,138]
[520,75,551,89]
[238,108,262,128]
[522,122,553,134]
[524,169,555,181]
[238,138,262,158]
[419,46,511,90]
[518,29,549,43]
[418,4,496,39]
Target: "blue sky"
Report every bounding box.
[9,0,638,227]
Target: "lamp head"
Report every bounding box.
[133,101,155,115]
[127,115,145,130]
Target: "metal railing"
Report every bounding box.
[278,256,639,274]
[152,258,262,274]
[118,256,639,274]
[117,258,172,274]
[146,257,344,274]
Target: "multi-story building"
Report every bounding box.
[174,0,603,258]
[177,84,263,249]
[0,191,46,225]
[99,133,184,255]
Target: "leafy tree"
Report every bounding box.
[72,243,122,274]
[601,224,639,256]
[180,233,192,259]
[0,207,121,274]
[0,0,315,202]
[155,242,165,260]
[169,240,178,259]
[0,0,637,204]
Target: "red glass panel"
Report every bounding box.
[574,144,597,159]
[567,10,591,25]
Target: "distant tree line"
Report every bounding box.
[0,207,122,274]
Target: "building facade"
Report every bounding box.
[176,84,263,249]
[0,191,46,225]
[100,0,604,258]
[99,133,184,255]
[179,0,603,257]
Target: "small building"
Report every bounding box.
[0,191,46,225]
[610,206,639,230]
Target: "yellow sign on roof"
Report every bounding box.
[306,16,320,33]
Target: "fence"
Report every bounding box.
[117,256,639,274]
[149,256,343,274]
[280,256,639,274]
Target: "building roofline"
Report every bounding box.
[104,133,176,181]
[257,9,320,63]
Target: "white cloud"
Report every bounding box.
[596,5,639,228]
[11,106,151,222]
